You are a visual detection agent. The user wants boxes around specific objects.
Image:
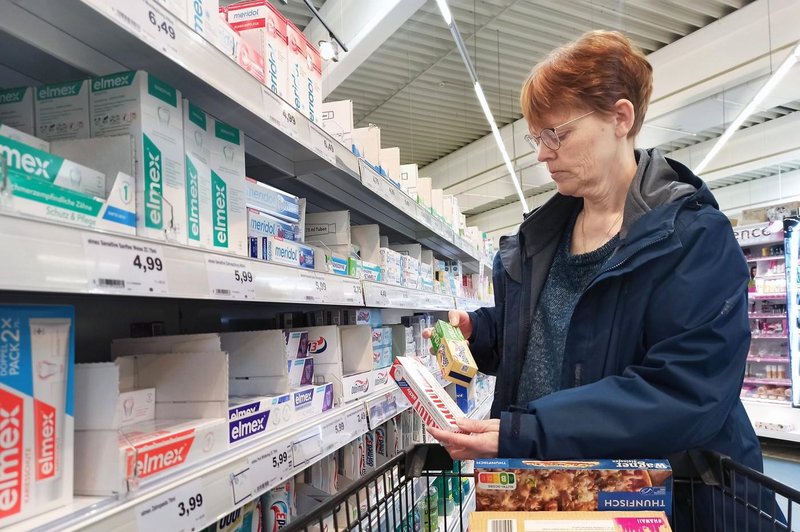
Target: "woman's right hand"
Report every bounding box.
[422,309,472,341]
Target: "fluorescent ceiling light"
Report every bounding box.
[435,0,453,25]
[475,82,530,212]
[694,41,800,175]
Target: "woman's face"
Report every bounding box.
[529,103,631,199]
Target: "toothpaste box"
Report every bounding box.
[248,207,301,242]
[470,512,672,532]
[431,320,478,385]
[345,308,382,327]
[305,39,322,125]
[285,330,310,358]
[205,499,262,532]
[288,357,314,388]
[390,356,465,433]
[364,430,376,472]
[291,382,334,423]
[286,20,307,116]
[244,177,300,223]
[399,163,418,195]
[182,0,224,44]
[183,100,213,248]
[372,367,391,389]
[75,417,227,495]
[360,261,382,282]
[0,306,75,527]
[320,100,353,149]
[35,80,90,141]
[0,133,106,197]
[264,479,294,530]
[0,124,49,152]
[227,393,293,446]
[371,327,391,349]
[341,435,366,481]
[90,71,186,243]
[473,459,673,516]
[265,236,315,269]
[305,210,351,246]
[0,86,34,135]
[210,118,247,256]
[327,254,349,276]
[227,0,288,99]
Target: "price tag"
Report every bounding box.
[82,234,168,295]
[364,282,391,307]
[341,278,364,305]
[248,441,294,495]
[385,182,400,204]
[418,208,434,229]
[360,164,382,195]
[205,256,256,300]
[261,87,307,141]
[104,0,179,57]
[322,414,350,447]
[400,194,416,217]
[135,479,206,532]
[311,127,337,165]
[345,406,369,436]
[298,272,328,303]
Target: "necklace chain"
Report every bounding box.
[580,210,623,251]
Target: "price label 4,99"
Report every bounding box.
[82,234,168,295]
[205,256,256,300]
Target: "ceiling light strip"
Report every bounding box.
[694,42,800,175]
[435,0,529,213]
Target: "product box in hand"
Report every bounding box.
[470,511,672,532]
[431,320,478,385]
[390,356,465,432]
[0,306,75,527]
[90,71,186,243]
[474,459,673,515]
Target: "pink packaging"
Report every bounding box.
[227,0,288,97]
[286,19,307,116]
[238,37,266,84]
[304,39,322,124]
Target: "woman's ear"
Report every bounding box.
[613,99,636,138]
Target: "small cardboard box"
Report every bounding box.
[379,147,400,181]
[351,224,381,264]
[352,126,381,164]
[390,356,465,432]
[75,360,155,430]
[431,320,478,385]
[470,511,672,532]
[320,99,353,149]
[474,459,673,515]
[305,210,351,246]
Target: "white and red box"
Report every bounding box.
[305,38,322,125]
[227,0,288,98]
[286,19,307,116]
[390,356,465,432]
[0,306,75,527]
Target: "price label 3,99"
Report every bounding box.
[82,234,168,295]
[135,479,206,532]
[205,256,256,300]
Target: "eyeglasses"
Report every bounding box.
[523,110,595,152]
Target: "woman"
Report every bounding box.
[427,30,770,529]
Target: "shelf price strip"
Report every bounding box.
[205,255,256,299]
[135,478,206,532]
[247,441,294,496]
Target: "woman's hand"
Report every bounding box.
[422,310,473,342]
[427,418,500,460]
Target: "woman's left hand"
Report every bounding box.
[427,418,500,460]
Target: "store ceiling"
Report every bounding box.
[274,0,754,167]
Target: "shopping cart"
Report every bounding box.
[283,444,800,532]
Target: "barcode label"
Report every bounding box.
[113,7,141,32]
[305,295,315,301]
[98,278,125,288]
[489,520,516,532]
[255,480,270,493]
[214,288,232,296]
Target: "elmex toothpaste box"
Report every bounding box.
[291,382,334,423]
[183,100,213,249]
[90,71,186,243]
[228,393,293,447]
[431,320,478,385]
[210,118,248,256]
[244,177,300,223]
[474,459,672,516]
[35,79,90,141]
[390,356,465,433]
[0,86,34,135]
[0,306,75,527]
[265,236,315,269]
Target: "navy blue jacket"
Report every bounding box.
[468,149,766,528]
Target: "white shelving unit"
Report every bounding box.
[736,222,796,439]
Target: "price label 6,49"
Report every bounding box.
[311,127,337,165]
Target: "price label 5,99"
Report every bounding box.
[206,256,257,300]
[248,442,294,494]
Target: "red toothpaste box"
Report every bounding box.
[390,356,464,432]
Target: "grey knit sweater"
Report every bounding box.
[516,213,619,405]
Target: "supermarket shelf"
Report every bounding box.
[749,313,788,318]
[13,388,396,532]
[751,334,789,339]
[756,274,787,280]
[0,213,363,306]
[4,0,481,265]
[742,399,800,443]
[741,396,792,406]
[743,377,792,386]
[446,485,476,532]
[455,297,492,312]
[747,357,791,363]
[750,293,788,300]
[747,256,786,262]
[362,281,455,310]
